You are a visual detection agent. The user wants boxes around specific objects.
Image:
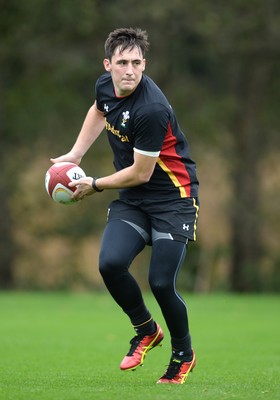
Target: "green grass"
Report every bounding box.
[0,292,279,400]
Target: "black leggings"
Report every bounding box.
[99,219,190,338]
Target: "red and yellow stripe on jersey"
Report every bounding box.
[157,123,192,198]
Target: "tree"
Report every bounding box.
[0,0,106,287]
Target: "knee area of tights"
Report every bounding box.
[99,253,127,276]
[149,279,171,294]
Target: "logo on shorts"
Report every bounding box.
[183,224,190,231]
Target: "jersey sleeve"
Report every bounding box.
[95,73,112,113]
[133,103,170,152]
[95,77,103,112]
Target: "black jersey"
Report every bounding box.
[95,72,199,200]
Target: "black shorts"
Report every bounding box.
[106,197,200,244]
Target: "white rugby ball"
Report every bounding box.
[45,162,86,204]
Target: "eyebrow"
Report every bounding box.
[116,58,142,61]
[114,48,143,62]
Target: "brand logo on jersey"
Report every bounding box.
[121,111,130,127]
[105,119,129,142]
[104,104,109,112]
[183,224,190,231]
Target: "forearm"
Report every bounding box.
[94,153,157,190]
[68,165,146,201]
[95,167,145,190]
[71,102,105,158]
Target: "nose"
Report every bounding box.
[125,63,134,75]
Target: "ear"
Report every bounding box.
[103,59,111,72]
[142,59,146,71]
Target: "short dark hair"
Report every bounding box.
[104,28,149,60]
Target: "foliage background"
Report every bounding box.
[1,0,280,292]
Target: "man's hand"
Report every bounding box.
[50,151,82,166]
[69,177,95,201]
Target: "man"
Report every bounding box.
[51,27,199,384]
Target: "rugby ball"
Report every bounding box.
[45,162,86,204]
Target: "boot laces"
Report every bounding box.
[126,335,145,356]
[162,358,184,379]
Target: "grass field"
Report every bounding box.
[0,292,279,400]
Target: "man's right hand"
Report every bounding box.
[50,151,82,166]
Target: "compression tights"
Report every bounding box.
[99,219,190,339]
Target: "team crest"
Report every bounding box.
[121,111,130,127]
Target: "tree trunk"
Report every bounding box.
[0,181,15,288]
[0,75,15,288]
[229,59,269,291]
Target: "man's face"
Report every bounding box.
[103,46,146,97]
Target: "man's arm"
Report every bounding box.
[51,101,105,165]
[69,151,158,200]
[93,151,157,189]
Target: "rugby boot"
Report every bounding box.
[157,350,196,384]
[120,323,164,371]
